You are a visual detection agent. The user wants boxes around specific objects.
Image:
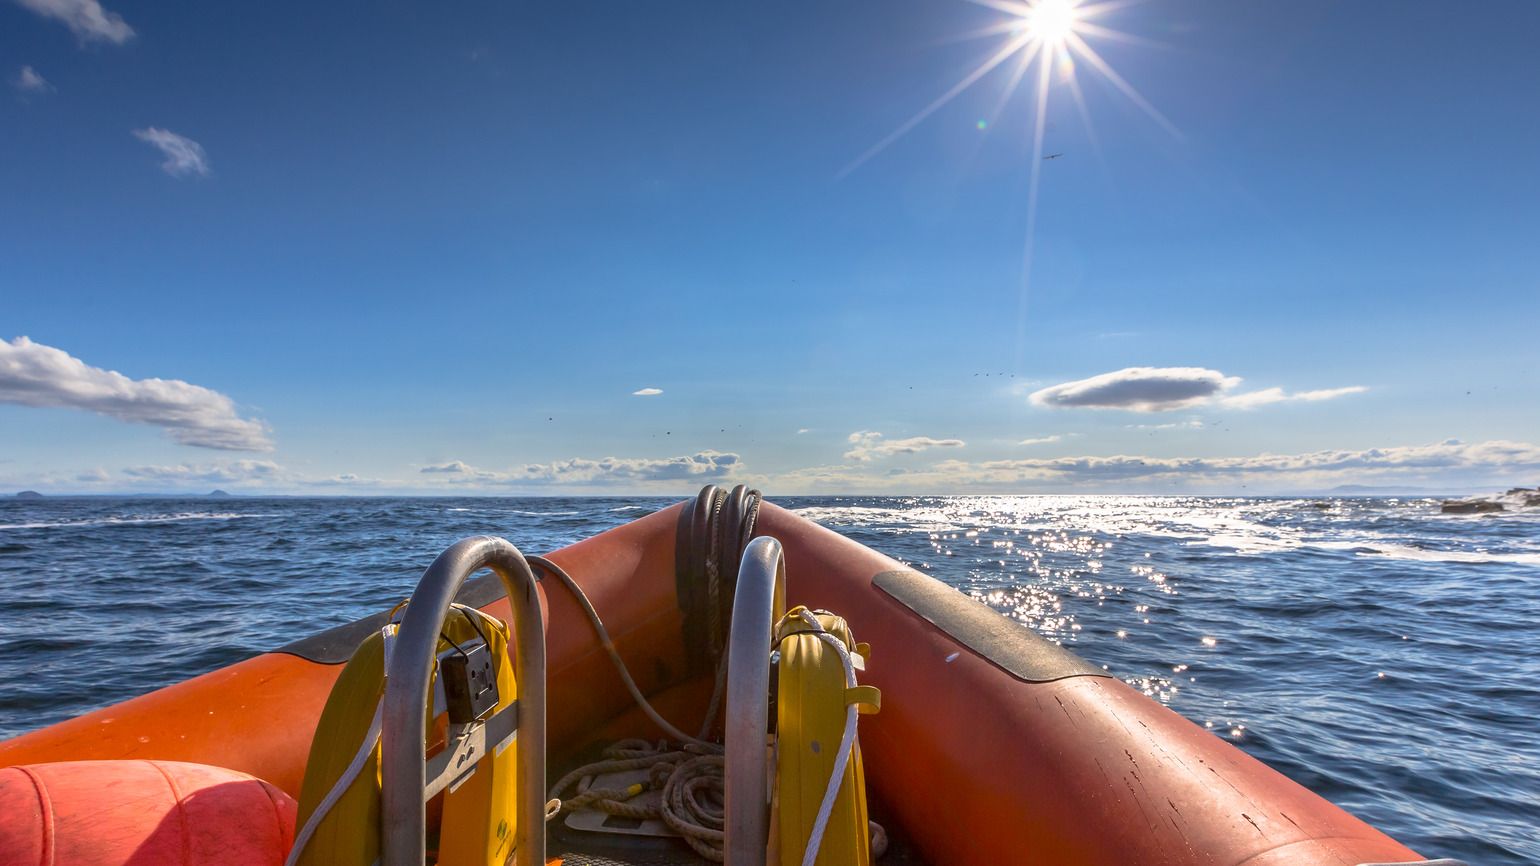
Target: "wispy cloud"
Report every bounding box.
[121,460,283,484]
[0,336,272,451]
[1032,367,1366,413]
[1221,386,1367,410]
[132,128,211,178]
[796,428,811,434]
[12,65,52,94]
[632,387,663,396]
[12,0,134,44]
[1127,419,1203,431]
[1017,435,1063,446]
[845,430,965,462]
[420,451,743,486]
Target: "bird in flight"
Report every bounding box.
[1043,153,1064,160]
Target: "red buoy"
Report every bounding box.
[0,760,296,866]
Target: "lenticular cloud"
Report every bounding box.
[1030,367,1241,412]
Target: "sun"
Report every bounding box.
[840,0,1178,368]
[841,0,1174,178]
[1028,0,1080,47]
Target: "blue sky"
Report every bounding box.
[3,0,1538,494]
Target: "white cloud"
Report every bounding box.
[1032,367,1366,413]
[632,387,663,396]
[845,430,965,462]
[12,65,52,93]
[0,336,272,451]
[796,428,811,435]
[12,0,134,44]
[421,460,474,474]
[1031,367,1241,412]
[1017,435,1063,446]
[132,128,211,178]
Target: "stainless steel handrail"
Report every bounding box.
[722,535,785,866]
[381,536,547,866]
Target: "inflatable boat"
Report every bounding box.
[0,486,1460,866]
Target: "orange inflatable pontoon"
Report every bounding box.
[0,487,1458,866]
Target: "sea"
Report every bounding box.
[0,494,1535,864]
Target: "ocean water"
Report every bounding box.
[0,495,1535,864]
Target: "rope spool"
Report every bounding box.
[547,739,729,862]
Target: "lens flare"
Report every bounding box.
[840,0,1176,369]
[842,0,1174,175]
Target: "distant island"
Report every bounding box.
[1441,486,1540,514]
[208,489,232,497]
[15,491,44,499]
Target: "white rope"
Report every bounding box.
[794,609,862,866]
[284,624,395,866]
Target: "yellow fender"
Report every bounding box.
[773,607,879,866]
[292,607,518,866]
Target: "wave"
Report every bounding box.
[1194,534,1540,565]
[1323,542,1540,566]
[0,512,272,531]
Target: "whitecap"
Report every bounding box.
[0,512,272,531]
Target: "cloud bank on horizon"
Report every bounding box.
[17,437,1536,496]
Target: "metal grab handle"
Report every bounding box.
[381,536,547,866]
[723,535,786,866]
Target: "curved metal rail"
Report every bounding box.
[723,535,786,866]
[380,536,547,866]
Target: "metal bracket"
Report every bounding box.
[380,537,547,866]
[424,699,520,800]
[723,536,786,866]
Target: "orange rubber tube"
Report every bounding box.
[754,501,1424,866]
